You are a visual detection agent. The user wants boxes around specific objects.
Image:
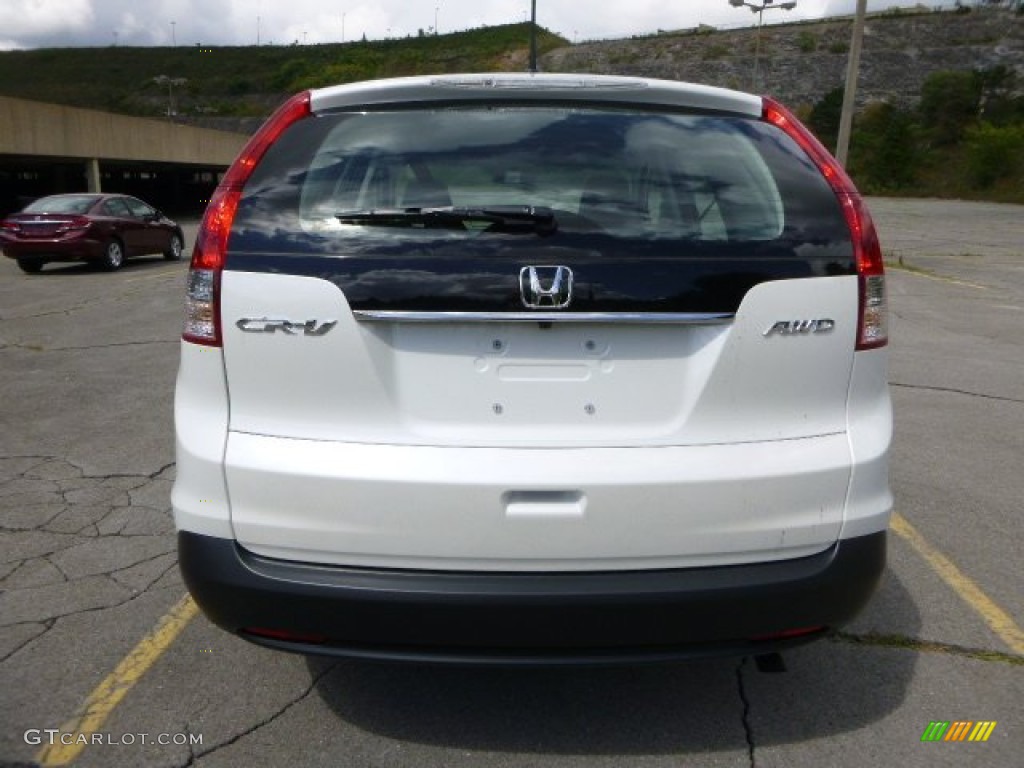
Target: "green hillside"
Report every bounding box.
[1,12,1020,205]
[0,23,566,119]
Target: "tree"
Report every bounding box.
[918,70,981,145]
[965,122,1024,186]
[849,102,919,191]
[807,87,844,150]
[976,65,1024,125]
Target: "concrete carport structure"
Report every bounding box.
[0,96,249,217]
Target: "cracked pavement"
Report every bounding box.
[0,232,196,768]
[0,457,177,641]
[2,203,1023,768]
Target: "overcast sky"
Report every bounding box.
[0,0,958,50]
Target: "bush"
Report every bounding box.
[807,87,844,149]
[849,102,919,191]
[918,70,981,145]
[271,59,313,91]
[797,31,817,53]
[965,122,1024,186]
[976,65,1024,126]
[702,43,730,60]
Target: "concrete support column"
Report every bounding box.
[85,158,101,192]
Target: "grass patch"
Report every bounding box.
[883,252,936,277]
[834,631,1024,666]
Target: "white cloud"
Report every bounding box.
[0,0,93,41]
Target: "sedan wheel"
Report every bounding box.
[100,239,125,271]
[164,233,184,261]
[16,258,45,274]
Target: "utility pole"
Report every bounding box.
[529,0,538,73]
[836,0,867,167]
[753,8,764,91]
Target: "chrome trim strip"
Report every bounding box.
[353,310,735,325]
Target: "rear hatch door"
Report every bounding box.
[219,100,860,566]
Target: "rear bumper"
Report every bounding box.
[2,237,103,261]
[179,529,886,664]
[221,432,869,569]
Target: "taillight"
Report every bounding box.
[55,215,91,235]
[183,91,312,346]
[0,220,19,233]
[762,98,887,350]
[183,269,218,343]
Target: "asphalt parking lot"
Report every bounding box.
[1,197,1021,767]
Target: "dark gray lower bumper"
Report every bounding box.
[179,530,885,664]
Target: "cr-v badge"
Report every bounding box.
[520,265,573,309]
[236,318,337,336]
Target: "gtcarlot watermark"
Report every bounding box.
[25,729,202,747]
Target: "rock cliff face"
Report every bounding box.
[541,8,1023,108]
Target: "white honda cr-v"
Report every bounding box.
[174,73,891,663]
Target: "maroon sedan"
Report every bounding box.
[1,193,184,273]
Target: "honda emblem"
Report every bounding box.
[519,266,573,309]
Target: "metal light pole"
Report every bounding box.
[727,0,797,92]
[835,0,867,167]
[153,75,188,118]
[171,21,176,46]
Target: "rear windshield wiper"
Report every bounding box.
[335,205,557,235]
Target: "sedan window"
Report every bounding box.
[101,198,133,217]
[124,197,157,219]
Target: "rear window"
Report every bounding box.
[229,105,855,315]
[24,195,97,214]
[234,106,847,250]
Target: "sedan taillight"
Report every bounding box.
[55,215,91,235]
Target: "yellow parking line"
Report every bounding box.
[36,594,198,767]
[891,513,1024,656]
[33,514,1022,766]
